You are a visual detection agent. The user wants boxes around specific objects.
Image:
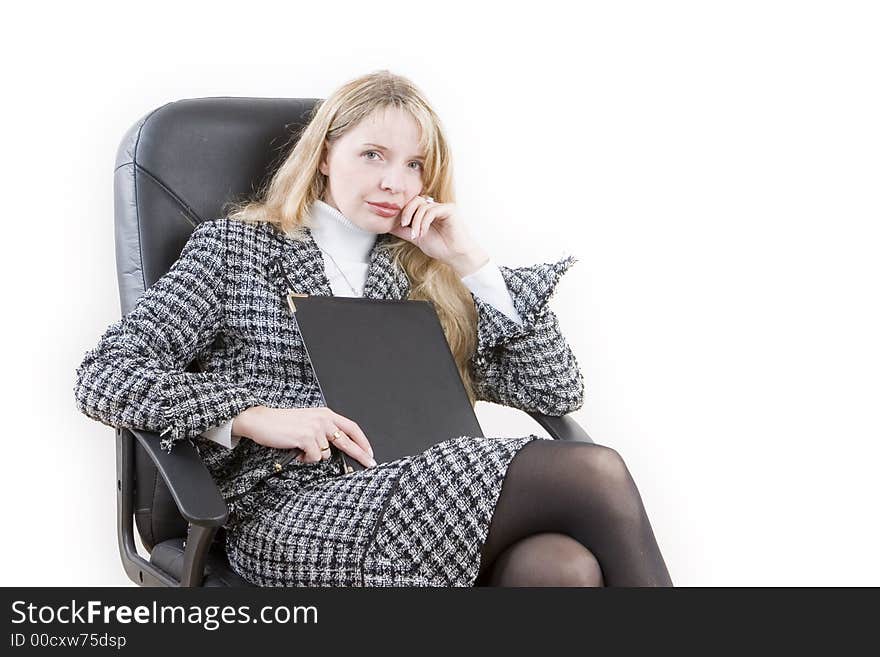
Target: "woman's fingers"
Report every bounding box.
[297,440,323,464]
[419,214,436,240]
[297,434,335,463]
[288,409,377,468]
[328,422,376,469]
[410,208,422,240]
[337,434,377,468]
[331,413,374,458]
[412,198,434,240]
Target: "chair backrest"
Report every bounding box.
[114,97,320,549]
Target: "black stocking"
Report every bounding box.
[481,532,605,587]
[476,440,673,587]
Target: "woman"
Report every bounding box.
[74,70,673,587]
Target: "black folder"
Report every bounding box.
[289,294,484,473]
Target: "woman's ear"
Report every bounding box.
[318,141,331,176]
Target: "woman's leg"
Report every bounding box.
[477,440,673,587]
[476,532,604,586]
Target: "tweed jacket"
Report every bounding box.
[74,216,584,523]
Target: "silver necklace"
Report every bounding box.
[316,245,362,296]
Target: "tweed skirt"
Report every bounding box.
[224,433,550,587]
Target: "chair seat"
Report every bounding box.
[150,538,255,587]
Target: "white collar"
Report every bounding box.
[305,199,378,264]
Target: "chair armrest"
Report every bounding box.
[129,428,227,527]
[116,429,225,587]
[525,411,594,444]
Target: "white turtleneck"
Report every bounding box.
[203,199,523,448]
[307,200,378,297]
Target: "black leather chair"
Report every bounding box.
[112,97,595,587]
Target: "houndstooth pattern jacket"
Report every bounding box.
[73,216,584,526]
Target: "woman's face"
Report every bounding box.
[319,106,426,234]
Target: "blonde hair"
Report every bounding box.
[225,70,480,406]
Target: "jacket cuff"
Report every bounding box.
[472,254,578,354]
[201,417,241,449]
[155,372,260,453]
[460,258,523,325]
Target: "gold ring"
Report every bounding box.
[330,430,342,442]
[320,446,331,453]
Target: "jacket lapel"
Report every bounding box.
[267,226,410,302]
[361,233,411,301]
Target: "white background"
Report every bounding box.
[2,0,877,586]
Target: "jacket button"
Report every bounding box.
[273,462,282,473]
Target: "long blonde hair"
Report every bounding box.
[225,70,480,406]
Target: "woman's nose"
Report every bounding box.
[381,172,406,193]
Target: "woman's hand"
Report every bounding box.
[386,195,491,277]
[232,406,377,468]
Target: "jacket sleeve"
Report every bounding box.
[460,258,523,325]
[468,254,585,416]
[73,219,261,453]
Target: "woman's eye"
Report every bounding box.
[363,151,422,171]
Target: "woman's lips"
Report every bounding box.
[367,202,399,217]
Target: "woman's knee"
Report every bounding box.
[575,444,634,491]
[546,534,604,587]
[490,533,605,587]
[569,444,647,525]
